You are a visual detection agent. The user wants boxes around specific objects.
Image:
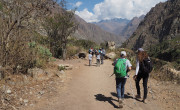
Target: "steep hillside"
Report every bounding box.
[74,15,125,45]
[121,15,145,39]
[122,0,180,51]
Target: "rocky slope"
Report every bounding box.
[122,0,180,51]
[121,15,145,39]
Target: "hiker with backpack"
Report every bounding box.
[113,51,132,107]
[133,48,153,103]
[88,52,92,66]
[96,52,101,67]
[101,48,106,64]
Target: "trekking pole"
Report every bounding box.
[128,72,136,105]
[148,74,154,100]
[109,73,114,77]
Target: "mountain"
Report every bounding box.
[93,17,145,39]
[122,0,180,63]
[45,1,125,45]
[122,0,180,50]
[93,18,130,36]
[73,15,125,45]
[121,15,145,39]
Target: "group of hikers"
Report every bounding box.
[88,48,106,66]
[112,48,153,108]
[87,47,153,108]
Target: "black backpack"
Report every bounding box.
[140,58,153,74]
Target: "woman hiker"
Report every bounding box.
[133,48,152,103]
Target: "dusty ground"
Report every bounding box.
[23,58,180,110]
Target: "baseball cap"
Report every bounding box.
[121,51,126,56]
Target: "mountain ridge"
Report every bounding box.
[122,0,180,50]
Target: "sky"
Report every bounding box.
[66,0,167,23]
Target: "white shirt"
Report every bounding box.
[97,54,100,59]
[89,54,92,60]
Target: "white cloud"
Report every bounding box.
[74,1,82,8]
[75,8,98,22]
[75,0,167,22]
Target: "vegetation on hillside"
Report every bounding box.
[149,36,180,70]
[0,0,51,74]
[0,0,79,76]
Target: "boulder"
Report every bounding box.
[56,70,65,77]
[58,64,73,70]
[105,52,116,59]
[78,53,86,58]
[27,68,48,81]
[107,41,115,50]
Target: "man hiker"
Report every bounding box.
[101,48,106,64]
[88,52,92,66]
[96,52,101,67]
[133,48,153,103]
[113,51,132,107]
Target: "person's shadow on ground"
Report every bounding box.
[110,92,134,99]
[94,94,119,108]
[84,64,97,66]
[111,92,142,102]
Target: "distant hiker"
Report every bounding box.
[101,48,106,64]
[113,51,132,107]
[99,48,104,64]
[94,49,98,57]
[133,48,153,103]
[89,48,93,53]
[96,52,101,67]
[89,48,91,53]
[88,52,92,66]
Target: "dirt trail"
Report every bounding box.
[28,58,180,110]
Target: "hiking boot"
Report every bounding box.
[142,98,147,104]
[118,98,123,104]
[118,99,123,108]
[135,94,141,99]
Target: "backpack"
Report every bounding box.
[102,49,106,55]
[140,58,153,74]
[114,59,127,78]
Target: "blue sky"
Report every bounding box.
[66,0,167,23]
[67,0,104,12]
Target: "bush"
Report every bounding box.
[29,42,52,68]
[71,39,98,49]
[66,46,81,58]
[149,37,180,69]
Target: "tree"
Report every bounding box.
[0,0,50,73]
[43,1,78,60]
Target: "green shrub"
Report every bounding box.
[28,42,52,68]
[66,46,81,58]
[58,65,65,71]
[70,39,98,49]
[149,37,180,70]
